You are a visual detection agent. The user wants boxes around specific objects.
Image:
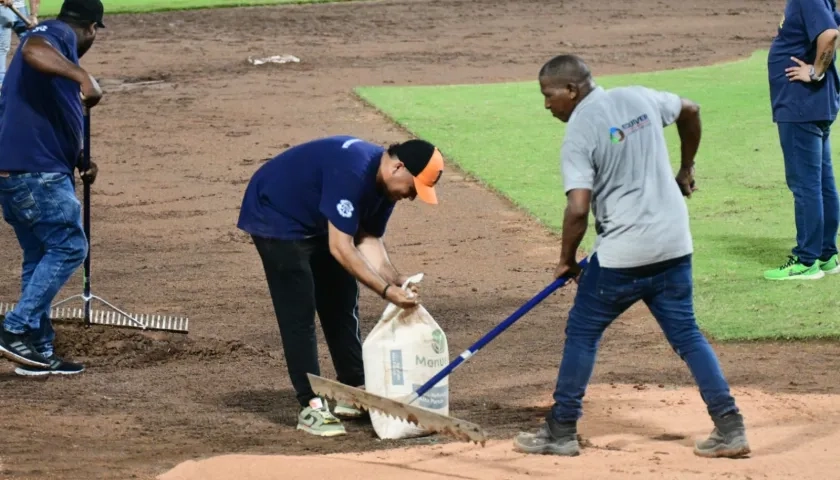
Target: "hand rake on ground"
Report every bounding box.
[308,257,589,445]
[1,108,189,334]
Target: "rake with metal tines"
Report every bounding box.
[1,108,189,334]
[309,257,588,445]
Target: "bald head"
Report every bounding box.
[538,54,593,88]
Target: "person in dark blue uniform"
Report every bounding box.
[237,135,445,437]
[764,0,840,280]
[0,0,105,375]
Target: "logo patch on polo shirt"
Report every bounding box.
[609,113,651,144]
[337,199,354,218]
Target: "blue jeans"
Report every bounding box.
[0,5,29,86]
[550,253,738,424]
[0,172,87,357]
[778,120,840,265]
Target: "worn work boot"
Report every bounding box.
[694,412,750,458]
[513,416,580,456]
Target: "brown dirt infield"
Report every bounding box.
[1,0,839,479]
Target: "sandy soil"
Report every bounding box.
[1,0,838,479]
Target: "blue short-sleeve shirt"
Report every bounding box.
[237,135,396,241]
[767,0,840,123]
[0,20,84,174]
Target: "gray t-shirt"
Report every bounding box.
[561,85,693,269]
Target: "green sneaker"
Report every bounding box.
[334,400,365,418]
[333,385,366,419]
[819,254,840,274]
[297,397,346,437]
[764,255,825,280]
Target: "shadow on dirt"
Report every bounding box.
[219,388,306,427]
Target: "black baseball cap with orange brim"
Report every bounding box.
[390,139,445,204]
[59,0,106,28]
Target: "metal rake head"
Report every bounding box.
[0,302,189,334]
[308,374,487,445]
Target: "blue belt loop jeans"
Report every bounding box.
[777,120,840,266]
[550,253,739,424]
[0,172,87,358]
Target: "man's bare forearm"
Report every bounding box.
[356,235,402,285]
[560,207,588,266]
[332,242,391,296]
[675,99,701,170]
[815,29,840,77]
[28,0,39,16]
[22,37,87,83]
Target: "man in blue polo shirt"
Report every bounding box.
[237,135,445,437]
[0,0,104,375]
[764,0,840,280]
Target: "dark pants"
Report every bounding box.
[778,120,840,265]
[550,253,738,424]
[252,235,364,407]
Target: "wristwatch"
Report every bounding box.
[809,65,825,82]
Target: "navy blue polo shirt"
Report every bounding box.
[237,136,396,240]
[0,20,84,174]
[768,0,840,123]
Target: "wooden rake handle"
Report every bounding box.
[8,4,33,29]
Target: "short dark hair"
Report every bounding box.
[538,54,592,86]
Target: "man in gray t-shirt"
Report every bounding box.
[561,83,693,268]
[513,54,749,459]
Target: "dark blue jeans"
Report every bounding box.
[0,172,87,358]
[777,120,840,265]
[550,253,738,424]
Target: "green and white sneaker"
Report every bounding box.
[764,255,825,280]
[819,254,840,275]
[333,385,366,418]
[297,397,346,437]
[334,401,365,418]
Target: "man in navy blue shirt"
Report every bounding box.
[0,0,104,375]
[237,135,445,437]
[764,0,840,280]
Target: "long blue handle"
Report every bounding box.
[406,257,589,404]
[82,108,92,327]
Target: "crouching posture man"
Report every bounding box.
[237,135,445,436]
[513,54,749,458]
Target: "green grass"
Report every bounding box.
[357,49,840,342]
[35,0,355,16]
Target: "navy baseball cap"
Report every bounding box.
[59,0,106,28]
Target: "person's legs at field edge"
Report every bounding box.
[641,254,749,458]
[10,5,27,39]
[816,121,840,274]
[252,235,347,437]
[513,253,639,456]
[0,172,87,370]
[0,6,15,87]
[765,121,830,280]
[311,240,367,419]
